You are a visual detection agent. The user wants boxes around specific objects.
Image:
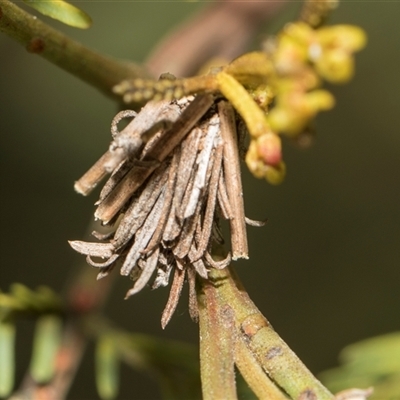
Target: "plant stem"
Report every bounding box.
[0,0,149,99]
[198,265,335,400]
[235,338,288,400]
[198,273,237,400]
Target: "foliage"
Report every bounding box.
[23,0,91,28]
[0,285,63,397]
[321,332,400,400]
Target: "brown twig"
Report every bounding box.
[146,0,288,77]
[94,94,214,224]
[218,101,249,260]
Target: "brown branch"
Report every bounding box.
[146,0,288,77]
[94,94,214,224]
[218,100,248,260]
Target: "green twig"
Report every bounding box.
[235,338,288,400]
[198,265,335,400]
[0,0,149,99]
[198,275,237,400]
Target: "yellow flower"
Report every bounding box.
[268,89,335,135]
[273,23,312,75]
[313,25,367,83]
[274,22,366,84]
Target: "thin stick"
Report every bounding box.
[187,268,199,322]
[161,267,185,329]
[218,101,248,259]
[217,169,233,220]
[183,114,220,219]
[74,100,173,197]
[125,247,160,298]
[191,143,223,261]
[142,148,180,254]
[112,162,169,250]
[173,200,203,260]
[95,94,214,224]
[120,189,166,276]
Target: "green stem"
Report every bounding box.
[0,0,149,99]
[198,275,237,400]
[235,338,288,400]
[200,266,335,400]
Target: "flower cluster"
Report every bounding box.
[245,22,366,182]
[267,22,366,135]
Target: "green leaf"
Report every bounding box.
[95,334,119,400]
[320,332,400,400]
[10,283,38,308]
[23,0,92,29]
[3,283,63,316]
[0,321,15,398]
[30,315,63,383]
[339,331,400,375]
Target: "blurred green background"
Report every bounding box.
[1,1,399,399]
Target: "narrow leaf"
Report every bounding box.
[0,321,15,397]
[23,0,92,29]
[30,315,62,383]
[96,334,119,400]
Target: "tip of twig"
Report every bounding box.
[245,216,268,227]
[74,180,92,196]
[232,253,249,261]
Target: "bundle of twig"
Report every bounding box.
[70,95,260,327]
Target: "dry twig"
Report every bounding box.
[71,96,257,326]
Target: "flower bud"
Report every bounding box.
[264,161,286,185]
[257,133,282,166]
